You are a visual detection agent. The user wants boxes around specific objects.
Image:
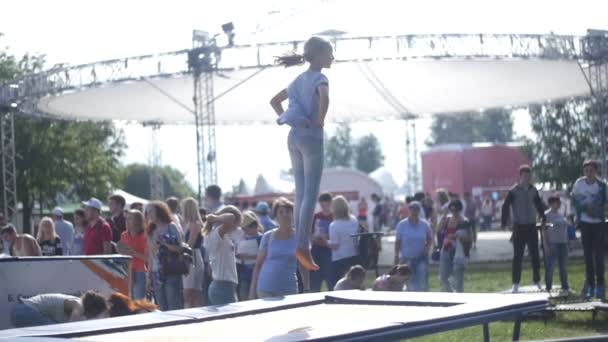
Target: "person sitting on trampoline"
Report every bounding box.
[270,36,334,271]
[334,265,367,291]
[373,264,411,292]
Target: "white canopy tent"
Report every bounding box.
[35,59,588,124]
[112,189,149,206]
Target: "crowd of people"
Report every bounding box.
[2,158,606,320]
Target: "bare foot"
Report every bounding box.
[296,247,319,271]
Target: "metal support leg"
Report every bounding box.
[483,323,490,342]
[512,315,522,342]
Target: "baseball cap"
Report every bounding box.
[82,198,103,211]
[52,207,64,217]
[255,202,270,215]
[408,201,422,211]
[242,211,261,230]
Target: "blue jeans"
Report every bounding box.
[208,280,238,305]
[311,245,333,291]
[401,255,429,292]
[132,271,147,300]
[288,131,324,249]
[545,243,569,291]
[11,303,55,327]
[439,249,466,293]
[153,273,184,311]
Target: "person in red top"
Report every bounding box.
[310,192,334,292]
[83,198,113,255]
[357,198,368,224]
[118,210,148,300]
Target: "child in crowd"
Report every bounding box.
[334,265,367,291]
[372,264,411,292]
[236,211,263,300]
[270,36,334,270]
[543,195,570,293]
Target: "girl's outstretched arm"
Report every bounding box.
[270,89,288,116]
[318,84,329,127]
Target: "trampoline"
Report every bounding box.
[0,291,548,342]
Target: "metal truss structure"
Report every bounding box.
[1,32,607,213]
[1,112,17,223]
[191,32,219,201]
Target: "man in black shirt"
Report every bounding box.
[501,165,546,293]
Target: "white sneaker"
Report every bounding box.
[512,284,520,293]
[535,283,543,291]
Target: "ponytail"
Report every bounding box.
[275,37,333,68]
[275,53,305,68]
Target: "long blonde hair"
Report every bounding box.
[202,205,242,236]
[37,217,57,242]
[181,197,202,225]
[331,195,351,220]
[126,210,145,235]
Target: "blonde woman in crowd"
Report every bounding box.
[328,195,360,289]
[181,197,205,308]
[37,217,63,256]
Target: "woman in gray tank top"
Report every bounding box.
[10,291,108,328]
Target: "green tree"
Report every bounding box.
[525,100,595,189]
[354,134,385,173]
[1,39,125,232]
[16,119,125,232]
[427,109,513,146]
[119,163,196,200]
[325,124,353,168]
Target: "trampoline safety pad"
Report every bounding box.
[0,291,549,342]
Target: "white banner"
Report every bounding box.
[0,255,131,330]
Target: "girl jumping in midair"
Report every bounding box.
[270,37,334,271]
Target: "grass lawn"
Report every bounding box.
[363,260,608,341]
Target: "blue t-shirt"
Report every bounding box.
[396,218,432,259]
[257,230,298,295]
[260,215,278,233]
[277,71,328,139]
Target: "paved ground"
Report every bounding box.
[378,230,584,267]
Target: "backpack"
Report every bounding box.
[160,224,193,276]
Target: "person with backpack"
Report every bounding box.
[438,200,472,293]
[145,201,185,311]
[250,198,299,298]
[82,198,113,255]
[236,211,263,300]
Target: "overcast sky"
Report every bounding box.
[2,0,607,192]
